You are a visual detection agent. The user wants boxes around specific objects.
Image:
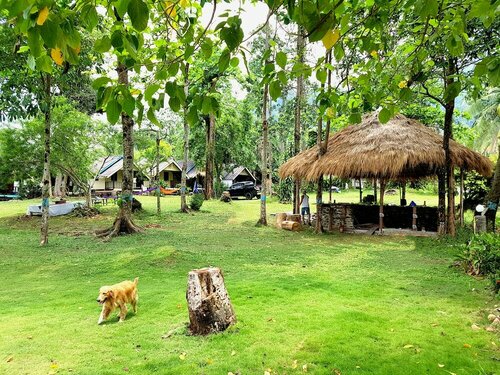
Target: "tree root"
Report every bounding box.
[96,215,143,240]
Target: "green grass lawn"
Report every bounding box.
[0,195,498,374]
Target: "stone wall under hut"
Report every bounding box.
[318,203,438,233]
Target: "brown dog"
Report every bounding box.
[96,278,138,324]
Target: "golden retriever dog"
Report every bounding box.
[96,277,138,324]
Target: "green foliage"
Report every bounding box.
[17,180,42,199]
[275,178,293,203]
[460,171,491,210]
[456,233,500,283]
[189,193,204,211]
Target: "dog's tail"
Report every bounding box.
[134,277,139,285]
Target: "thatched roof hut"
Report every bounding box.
[279,113,493,181]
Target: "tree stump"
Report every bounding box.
[281,220,301,231]
[286,214,301,223]
[186,267,236,335]
[275,212,288,228]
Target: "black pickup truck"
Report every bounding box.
[227,181,261,200]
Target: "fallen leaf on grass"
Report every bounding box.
[264,369,272,375]
[231,350,236,356]
[463,344,472,348]
[302,364,308,372]
[403,344,414,349]
[179,352,186,360]
[438,364,445,368]
[206,358,214,365]
[333,369,342,374]
[6,356,13,363]
[291,360,298,369]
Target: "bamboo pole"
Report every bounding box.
[379,179,386,234]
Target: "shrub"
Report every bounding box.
[275,178,292,203]
[189,193,204,211]
[456,233,500,291]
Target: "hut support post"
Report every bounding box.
[373,179,377,204]
[379,179,386,234]
[460,168,464,226]
[315,176,323,233]
[358,178,362,203]
[329,175,332,203]
[412,206,417,231]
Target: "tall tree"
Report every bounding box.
[293,26,305,214]
[3,1,85,244]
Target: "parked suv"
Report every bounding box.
[228,181,261,200]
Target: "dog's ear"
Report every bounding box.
[107,290,114,298]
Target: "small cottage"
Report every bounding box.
[222,166,256,187]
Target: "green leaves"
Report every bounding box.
[269,80,282,101]
[218,50,230,72]
[106,100,121,124]
[95,36,112,53]
[276,52,287,69]
[92,77,112,90]
[378,108,392,123]
[219,17,243,51]
[128,0,149,32]
[27,30,43,58]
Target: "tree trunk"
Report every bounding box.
[204,78,217,200]
[186,267,236,335]
[459,169,464,226]
[444,100,456,236]
[61,174,67,198]
[204,112,216,200]
[257,81,269,226]
[314,50,332,234]
[181,63,190,212]
[40,74,51,246]
[444,58,457,236]
[293,26,305,215]
[86,188,92,208]
[156,131,161,215]
[437,167,446,234]
[54,174,62,197]
[97,62,142,238]
[486,145,500,232]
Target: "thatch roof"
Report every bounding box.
[279,113,493,181]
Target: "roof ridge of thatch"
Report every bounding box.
[279,112,493,181]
